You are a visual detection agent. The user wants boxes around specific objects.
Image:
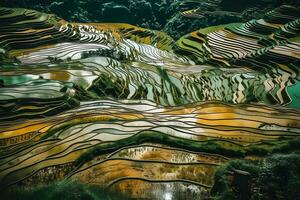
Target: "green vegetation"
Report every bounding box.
[2,0,299,39]
[75,130,300,166]
[212,153,300,200]
[245,137,300,156]
[75,130,239,166]
[2,180,120,200]
[212,159,259,200]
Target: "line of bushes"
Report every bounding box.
[75,130,300,167]
[74,130,245,166]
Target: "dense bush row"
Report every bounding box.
[75,130,300,167]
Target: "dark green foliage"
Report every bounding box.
[0,48,19,64]
[91,73,131,99]
[81,49,126,60]
[1,0,299,39]
[212,153,300,200]
[253,154,300,200]
[2,180,120,200]
[272,138,300,153]
[212,159,260,200]
[48,56,63,64]
[245,146,269,156]
[245,137,300,156]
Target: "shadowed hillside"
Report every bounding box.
[1,0,300,39]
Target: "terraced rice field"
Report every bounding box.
[0,5,299,199]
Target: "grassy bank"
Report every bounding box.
[2,180,120,200]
